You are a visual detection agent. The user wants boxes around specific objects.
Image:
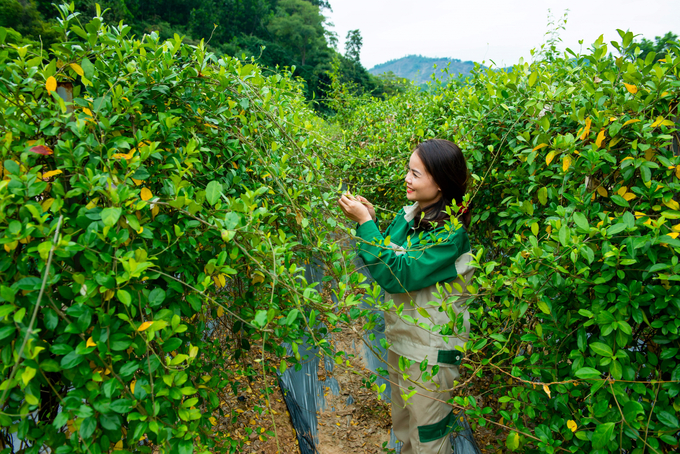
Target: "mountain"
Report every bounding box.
[369,55,477,85]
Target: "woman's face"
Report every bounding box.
[405,150,441,206]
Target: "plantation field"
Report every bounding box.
[1,5,680,454]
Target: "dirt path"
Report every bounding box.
[210,316,506,454]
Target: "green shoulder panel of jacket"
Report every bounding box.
[356,212,471,294]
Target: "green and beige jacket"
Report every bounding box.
[356,203,475,367]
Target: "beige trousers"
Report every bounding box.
[388,349,459,454]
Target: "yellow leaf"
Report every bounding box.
[114,441,123,451]
[623,192,636,201]
[82,108,93,117]
[634,211,647,219]
[623,119,640,126]
[252,273,265,284]
[624,83,638,94]
[70,63,84,76]
[41,198,55,212]
[664,200,680,211]
[579,118,591,140]
[668,232,680,239]
[136,226,143,234]
[617,187,627,196]
[209,417,217,426]
[563,155,572,172]
[152,204,159,218]
[86,337,96,348]
[137,321,153,332]
[217,306,225,317]
[651,116,664,127]
[130,380,136,394]
[676,167,680,180]
[661,120,675,126]
[4,240,18,252]
[140,188,152,201]
[131,178,143,186]
[597,186,608,197]
[533,143,548,151]
[85,197,99,210]
[595,129,606,148]
[43,169,62,179]
[46,76,57,92]
[546,150,556,165]
[112,152,134,161]
[543,384,551,398]
[567,420,577,432]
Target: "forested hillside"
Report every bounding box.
[0,0,391,105]
[369,54,477,85]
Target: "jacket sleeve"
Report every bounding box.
[355,220,467,294]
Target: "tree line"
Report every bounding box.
[0,0,396,109]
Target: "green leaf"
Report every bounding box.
[205,181,223,206]
[610,194,630,207]
[148,288,166,308]
[179,439,194,454]
[558,226,570,246]
[79,416,96,439]
[592,422,615,449]
[119,361,139,376]
[573,212,589,231]
[590,342,613,357]
[658,411,679,428]
[574,367,601,379]
[162,338,182,352]
[101,207,122,226]
[623,401,644,422]
[528,71,538,87]
[80,57,95,80]
[110,399,134,414]
[117,289,131,306]
[537,187,547,205]
[0,325,16,341]
[285,309,299,325]
[253,310,268,327]
[506,431,520,450]
[60,351,85,369]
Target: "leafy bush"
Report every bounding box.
[0,4,355,453]
[335,31,680,453]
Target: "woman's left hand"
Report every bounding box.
[338,194,373,225]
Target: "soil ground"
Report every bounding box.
[210,317,508,454]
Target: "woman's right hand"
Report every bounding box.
[356,195,376,222]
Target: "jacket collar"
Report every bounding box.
[403,202,420,223]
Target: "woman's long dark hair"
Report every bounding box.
[412,139,471,231]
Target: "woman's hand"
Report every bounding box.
[355,195,376,222]
[338,193,373,225]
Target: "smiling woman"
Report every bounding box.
[338,138,474,454]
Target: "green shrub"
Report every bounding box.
[0,4,353,453]
[335,31,680,454]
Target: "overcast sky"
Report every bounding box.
[325,0,680,70]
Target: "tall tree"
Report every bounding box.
[344,29,362,63]
[635,31,679,61]
[267,0,326,66]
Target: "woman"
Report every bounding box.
[338,139,475,454]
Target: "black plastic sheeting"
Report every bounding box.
[276,257,481,454]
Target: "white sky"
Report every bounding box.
[325,0,680,69]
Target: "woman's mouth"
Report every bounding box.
[406,188,413,194]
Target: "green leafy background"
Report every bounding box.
[1,4,680,454]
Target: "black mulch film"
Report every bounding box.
[278,378,319,454]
